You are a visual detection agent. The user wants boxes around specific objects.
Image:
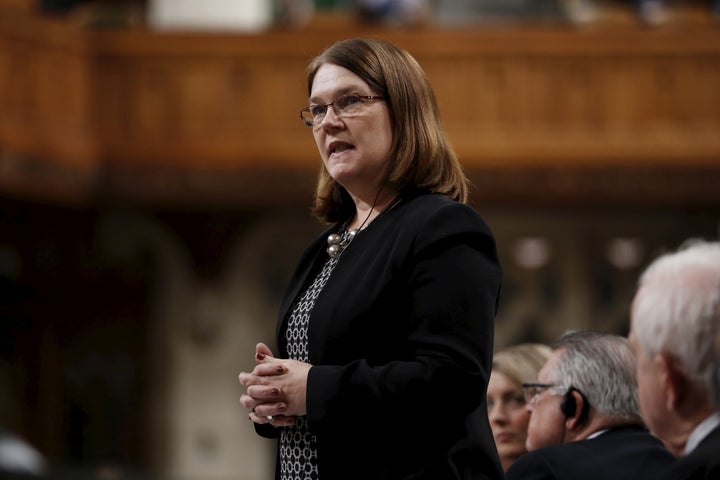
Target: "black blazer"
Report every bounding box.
[504,425,675,480]
[256,192,503,480]
[665,423,720,480]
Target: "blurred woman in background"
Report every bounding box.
[487,343,552,471]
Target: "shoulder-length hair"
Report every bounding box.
[493,343,552,388]
[305,38,468,223]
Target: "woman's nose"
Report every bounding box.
[489,404,507,423]
[317,104,343,129]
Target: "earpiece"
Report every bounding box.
[560,390,577,417]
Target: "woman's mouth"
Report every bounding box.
[328,141,354,157]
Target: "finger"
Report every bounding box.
[243,393,280,409]
[248,411,295,427]
[255,342,275,363]
[268,414,295,427]
[247,385,283,401]
[252,401,287,418]
[256,342,274,356]
[240,367,284,388]
[248,411,272,424]
[238,372,259,387]
[252,362,286,376]
[239,394,262,410]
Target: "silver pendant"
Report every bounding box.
[326,229,359,258]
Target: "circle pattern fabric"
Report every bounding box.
[279,230,350,480]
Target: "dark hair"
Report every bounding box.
[305,38,468,223]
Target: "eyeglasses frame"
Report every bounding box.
[521,382,563,404]
[299,92,386,128]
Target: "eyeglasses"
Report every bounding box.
[300,92,385,128]
[522,382,561,404]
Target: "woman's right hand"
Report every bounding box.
[239,343,299,427]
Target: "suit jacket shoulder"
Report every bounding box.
[505,425,675,480]
[666,424,720,480]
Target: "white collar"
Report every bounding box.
[586,428,609,440]
[685,412,720,455]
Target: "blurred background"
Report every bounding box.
[1,0,719,479]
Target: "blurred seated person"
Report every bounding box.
[488,343,552,471]
[505,330,675,480]
[629,240,720,479]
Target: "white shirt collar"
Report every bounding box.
[684,412,720,455]
[586,428,609,440]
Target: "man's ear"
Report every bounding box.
[657,353,686,411]
[564,389,587,430]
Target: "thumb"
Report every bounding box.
[255,342,275,363]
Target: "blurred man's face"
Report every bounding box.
[629,294,670,444]
[525,350,567,451]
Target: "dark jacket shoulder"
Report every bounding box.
[665,423,720,480]
[506,425,675,480]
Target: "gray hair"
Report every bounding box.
[549,330,642,423]
[632,239,720,410]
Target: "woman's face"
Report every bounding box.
[309,63,392,199]
[487,371,531,470]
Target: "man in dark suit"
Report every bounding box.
[630,240,720,480]
[505,330,674,480]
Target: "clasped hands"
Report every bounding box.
[239,342,312,427]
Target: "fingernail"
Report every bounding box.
[270,388,279,395]
[276,365,285,373]
[257,353,266,361]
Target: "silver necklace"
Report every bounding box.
[325,191,402,258]
[326,206,372,259]
[326,228,359,258]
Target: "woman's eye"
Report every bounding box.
[310,106,326,117]
[338,94,361,109]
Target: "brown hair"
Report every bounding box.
[305,38,468,223]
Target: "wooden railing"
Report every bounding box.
[1,5,719,207]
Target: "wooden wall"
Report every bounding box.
[1,5,719,208]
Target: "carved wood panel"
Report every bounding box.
[1,7,719,206]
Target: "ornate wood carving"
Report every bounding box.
[1,7,719,206]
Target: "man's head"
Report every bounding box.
[629,240,720,455]
[524,330,642,451]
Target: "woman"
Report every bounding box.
[487,343,552,471]
[239,38,503,480]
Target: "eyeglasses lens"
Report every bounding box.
[301,93,365,128]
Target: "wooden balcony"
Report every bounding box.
[1,3,719,208]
